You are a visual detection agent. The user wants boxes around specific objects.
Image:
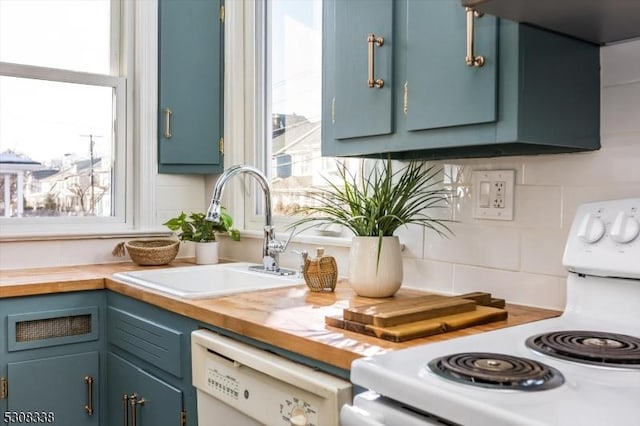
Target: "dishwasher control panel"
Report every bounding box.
[192,330,352,426]
[203,358,320,425]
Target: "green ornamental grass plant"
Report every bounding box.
[289,158,454,239]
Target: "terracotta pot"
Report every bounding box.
[194,241,219,265]
[348,236,403,297]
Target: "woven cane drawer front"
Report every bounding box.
[107,306,183,377]
[7,306,99,351]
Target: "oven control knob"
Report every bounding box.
[610,212,640,244]
[289,406,308,426]
[577,213,606,243]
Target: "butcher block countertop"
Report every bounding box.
[0,261,561,371]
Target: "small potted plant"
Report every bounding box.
[163,210,240,264]
[289,158,453,297]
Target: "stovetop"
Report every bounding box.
[351,314,640,426]
[350,198,640,426]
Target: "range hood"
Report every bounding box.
[462,0,640,45]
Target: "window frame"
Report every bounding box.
[0,0,152,239]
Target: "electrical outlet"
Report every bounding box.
[472,171,515,220]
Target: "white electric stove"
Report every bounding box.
[341,198,640,426]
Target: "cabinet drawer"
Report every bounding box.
[107,306,183,377]
[7,306,99,352]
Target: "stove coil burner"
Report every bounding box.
[428,352,564,391]
[526,331,640,369]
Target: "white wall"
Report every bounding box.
[2,40,638,312]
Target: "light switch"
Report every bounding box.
[479,181,491,207]
[472,170,515,220]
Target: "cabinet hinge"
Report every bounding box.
[1,377,7,400]
[403,81,409,115]
[180,410,187,426]
[219,4,225,23]
[219,137,224,155]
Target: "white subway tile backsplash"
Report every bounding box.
[426,222,520,271]
[453,265,567,310]
[514,186,562,230]
[156,184,207,211]
[601,81,640,136]
[520,229,567,277]
[396,223,425,259]
[601,39,640,87]
[522,146,640,186]
[402,258,454,294]
[560,183,640,228]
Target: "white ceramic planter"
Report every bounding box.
[348,236,403,298]
[194,241,219,265]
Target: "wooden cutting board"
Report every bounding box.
[326,306,509,342]
[343,294,476,327]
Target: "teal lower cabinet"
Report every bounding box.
[107,353,183,426]
[7,352,99,426]
[0,292,106,425]
[105,292,198,426]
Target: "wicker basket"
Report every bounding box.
[303,251,338,292]
[112,239,180,266]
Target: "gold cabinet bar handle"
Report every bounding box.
[84,376,94,416]
[164,108,173,139]
[122,394,129,426]
[367,33,385,88]
[465,7,485,67]
[130,393,146,426]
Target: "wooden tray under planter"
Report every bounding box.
[326,292,507,342]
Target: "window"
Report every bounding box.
[247,0,358,235]
[0,0,128,231]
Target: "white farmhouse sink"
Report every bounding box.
[112,262,303,299]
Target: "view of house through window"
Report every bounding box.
[0,0,120,219]
[267,0,357,224]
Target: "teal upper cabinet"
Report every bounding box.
[322,0,600,160]
[158,0,224,174]
[405,1,497,131]
[333,0,393,139]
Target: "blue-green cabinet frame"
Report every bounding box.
[107,352,183,426]
[0,292,107,426]
[158,0,225,174]
[322,0,600,160]
[106,292,199,426]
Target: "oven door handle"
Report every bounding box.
[340,404,386,426]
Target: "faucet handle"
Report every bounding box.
[292,250,308,277]
[267,226,296,254]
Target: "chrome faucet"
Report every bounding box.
[206,165,295,275]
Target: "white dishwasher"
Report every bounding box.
[191,329,352,426]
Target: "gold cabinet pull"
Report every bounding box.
[465,7,485,67]
[84,376,94,416]
[129,393,146,426]
[164,108,173,139]
[367,34,385,88]
[122,394,129,426]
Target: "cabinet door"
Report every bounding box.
[330,0,393,140]
[405,0,497,131]
[7,352,99,426]
[107,352,182,426]
[158,0,223,174]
